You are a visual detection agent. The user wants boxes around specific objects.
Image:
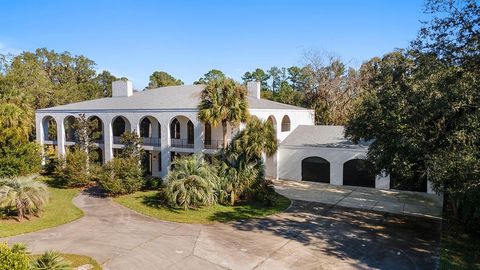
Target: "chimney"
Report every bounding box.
[247,81,261,99]
[112,80,133,97]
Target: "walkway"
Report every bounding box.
[275,179,443,219]
[4,189,441,269]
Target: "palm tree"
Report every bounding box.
[164,154,218,210]
[0,175,49,220]
[32,251,72,270]
[230,117,278,162]
[198,78,249,148]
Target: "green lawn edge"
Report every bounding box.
[114,190,291,224]
[0,185,84,237]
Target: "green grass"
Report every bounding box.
[440,227,480,270]
[114,190,291,224]
[0,182,84,237]
[31,253,102,270]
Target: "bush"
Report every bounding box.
[0,175,49,220]
[32,251,71,270]
[143,176,162,190]
[0,242,30,270]
[163,155,218,210]
[97,157,143,196]
[55,148,91,188]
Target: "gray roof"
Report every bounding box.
[37,85,309,112]
[281,125,370,149]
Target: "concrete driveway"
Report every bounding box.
[275,179,443,219]
[4,189,441,270]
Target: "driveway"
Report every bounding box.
[275,179,443,219]
[4,189,441,270]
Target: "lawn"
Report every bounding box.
[0,183,83,237]
[31,253,102,270]
[440,225,480,270]
[114,190,291,224]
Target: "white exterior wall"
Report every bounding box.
[278,145,390,189]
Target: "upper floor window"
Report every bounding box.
[170,118,180,139]
[281,115,291,132]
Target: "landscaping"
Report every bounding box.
[30,253,102,270]
[115,190,290,224]
[0,177,83,237]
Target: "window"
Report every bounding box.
[204,123,212,145]
[140,118,151,137]
[281,115,291,132]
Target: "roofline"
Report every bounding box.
[279,144,368,152]
[36,107,314,114]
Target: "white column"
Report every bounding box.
[330,162,343,185]
[36,115,45,164]
[104,116,113,162]
[194,121,203,153]
[160,120,170,178]
[55,116,66,157]
[375,173,390,189]
[427,181,435,194]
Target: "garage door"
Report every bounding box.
[302,157,330,183]
[343,159,375,187]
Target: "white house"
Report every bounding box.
[35,80,432,193]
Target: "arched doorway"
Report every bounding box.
[343,159,375,187]
[187,120,194,145]
[281,115,291,132]
[42,116,57,141]
[112,116,131,144]
[64,115,76,142]
[302,157,330,183]
[204,123,212,148]
[139,116,161,146]
[170,118,180,139]
[88,116,103,143]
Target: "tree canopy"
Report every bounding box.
[147,71,183,89]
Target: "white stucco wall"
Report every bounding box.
[278,145,390,189]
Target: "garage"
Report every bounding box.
[302,156,330,183]
[343,159,375,187]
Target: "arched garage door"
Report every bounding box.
[343,159,375,187]
[302,157,330,183]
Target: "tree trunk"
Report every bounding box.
[230,190,235,206]
[222,121,228,148]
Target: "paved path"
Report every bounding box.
[275,179,443,219]
[4,189,441,270]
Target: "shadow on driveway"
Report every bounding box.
[219,200,441,270]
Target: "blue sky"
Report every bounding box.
[0,0,426,89]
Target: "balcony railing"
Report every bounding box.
[171,138,194,148]
[113,136,122,144]
[203,140,224,150]
[142,137,161,147]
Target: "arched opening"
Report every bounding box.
[204,123,212,148]
[343,159,375,188]
[187,120,194,145]
[302,157,330,183]
[140,117,152,137]
[112,116,131,144]
[281,115,291,132]
[140,116,161,146]
[170,116,194,148]
[170,118,180,139]
[42,116,57,141]
[64,115,76,142]
[88,116,103,143]
[267,115,277,131]
[91,148,103,164]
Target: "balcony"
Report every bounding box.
[171,138,194,148]
[142,137,161,147]
[203,140,224,150]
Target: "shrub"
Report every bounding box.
[163,154,218,210]
[55,148,91,188]
[32,251,71,270]
[97,157,143,196]
[0,175,49,220]
[0,242,30,270]
[143,176,162,190]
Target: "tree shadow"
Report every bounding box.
[82,186,107,198]
[228,200,442,270]
[139,192,183,214]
